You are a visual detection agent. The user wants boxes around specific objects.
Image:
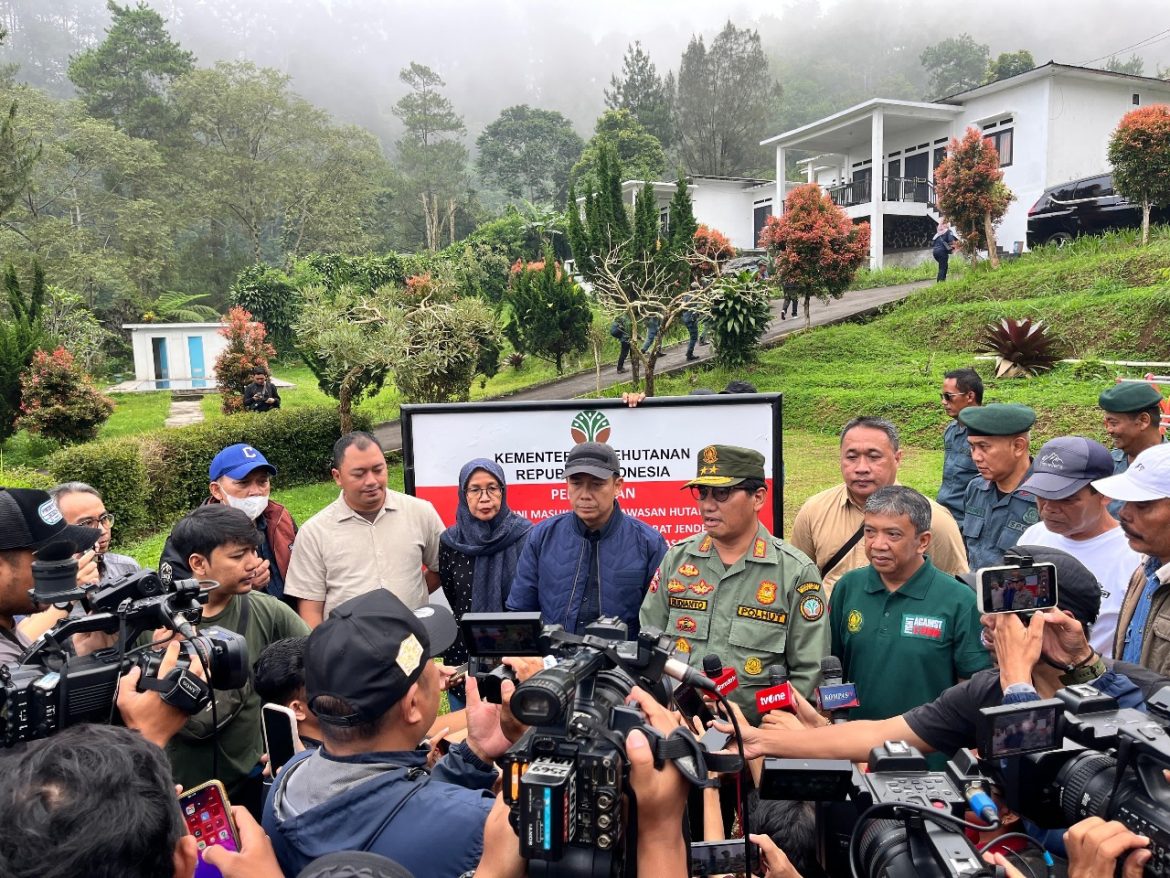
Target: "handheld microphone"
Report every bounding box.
[816,656,860,723]
[664,657,717,694]
[755,663,797,714]
[702,653,739,698]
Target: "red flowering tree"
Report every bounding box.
[934,127,1014,266]
[17,347,114,444]
[1108,104,1170,246]
[691,224,735,277]
[758,184,869,328]
[215,306,277,414]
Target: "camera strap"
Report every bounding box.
[137,665,211,714]
[652,727,744,788]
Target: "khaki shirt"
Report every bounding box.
[639,522,828,723]
[284,491,443,615]
[790,482,968,594]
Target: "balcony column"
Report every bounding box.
[776,146,786,213]
[870,109,884,270]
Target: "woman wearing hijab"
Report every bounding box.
[932,221,959,282]
[438,458,533,709]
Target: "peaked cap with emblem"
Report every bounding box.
[958,403,1035,437]
[1098,382,1163,414]
[306,589,456,726]
[686,444,765,487]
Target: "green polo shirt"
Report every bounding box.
[829,557,990,724]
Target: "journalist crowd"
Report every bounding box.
[4,368,1170,878]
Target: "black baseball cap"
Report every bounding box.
[960,545,1101,626]
[305,590,457,727]
[0,488,102,553]
[564,442,621,480]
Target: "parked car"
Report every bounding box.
[1026,172,1170,248]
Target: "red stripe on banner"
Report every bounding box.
[418,479,775,543]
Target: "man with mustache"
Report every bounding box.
[1093,444,1170,676]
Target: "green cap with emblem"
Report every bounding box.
[958,403,1035,437]
[686,444,765,487]
[1098,382,1163,414]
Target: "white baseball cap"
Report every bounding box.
[1092,443,1170,502]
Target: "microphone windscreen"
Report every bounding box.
[820,655,843,677]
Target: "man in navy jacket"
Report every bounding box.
[263,590,511,878]
[507,442,667,637]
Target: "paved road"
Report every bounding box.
[374,280,930,452]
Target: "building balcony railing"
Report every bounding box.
[826,176,935,208]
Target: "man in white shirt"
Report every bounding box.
[1018,436,1138,654]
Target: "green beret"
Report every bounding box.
[686,444,766,487]
[958,403,1036,437]
[1098,382,1163,413]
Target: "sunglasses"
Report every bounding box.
[689,485,749,503]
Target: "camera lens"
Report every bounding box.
[511,673,574,726]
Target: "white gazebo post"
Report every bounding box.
[776,146,786,214]
[870,109,884,270]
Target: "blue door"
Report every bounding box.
[151,338,169,380]
[188,336,205,379]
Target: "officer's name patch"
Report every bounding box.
[902,614,946,640]
[796,581,821,594]
[678,563,700,577]
[736,605,787,625]
[669,597,708,612]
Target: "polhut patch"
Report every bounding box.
[736,605,787,625]
[756,581,777,605]
[799,595,824,622]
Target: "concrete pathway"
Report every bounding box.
[164,399,205,428]
[373,280,930,452]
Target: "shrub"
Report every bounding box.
[0,465,56,490]
[46,405,366,543]
[229,265,300,353]
[214,307,277,414]
[17,348,114,444]
[708,271,773,367]
[504,249,591,373]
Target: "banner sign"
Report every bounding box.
[400,394,783,541]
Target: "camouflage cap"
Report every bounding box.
[958,403,1036,437]
[686,444,766,487]
[1098,382,1163,414]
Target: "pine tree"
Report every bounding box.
[604,41,675,150]
[667,174,698,251]
[0,262,46,440]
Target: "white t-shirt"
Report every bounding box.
[1018,523,1140,654]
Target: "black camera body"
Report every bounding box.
[0,567,249,747]
[461,613,679,878]
[988,685,1170,869]
[762,743,993,878]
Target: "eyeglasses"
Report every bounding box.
[465,485,502,499]
[940,392,961,401]
[689,485,747,503]
[76,512,115,528]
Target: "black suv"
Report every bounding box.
[1027,172,1169,247]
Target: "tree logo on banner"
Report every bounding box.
[570,410,611,444]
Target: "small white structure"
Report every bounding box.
[121,323,228,390]
[762,63,1170,268]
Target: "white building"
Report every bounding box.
[762,63,1170,268]
[122,323,228,389]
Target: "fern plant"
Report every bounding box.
[980,318,1060,377]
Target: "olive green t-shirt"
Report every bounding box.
[165,591,309,795]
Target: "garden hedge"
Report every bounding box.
[45,405,369,544]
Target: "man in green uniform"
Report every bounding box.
[829,485,989,727]
[640,444,827,722]
[959,403,1038,570]
[1100,382,1165,519]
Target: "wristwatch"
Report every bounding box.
[1060,654,1107,686]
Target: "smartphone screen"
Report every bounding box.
[262,704,299,775]
[179,781,240,878]
[976,563,1058,614]
[689,840,761,876]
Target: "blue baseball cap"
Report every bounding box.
[209,444,278,481]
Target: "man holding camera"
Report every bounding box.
[641,444,828,720]
[0,487,101,666]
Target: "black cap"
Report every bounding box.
[0,488,102,553]
[961,545,1101,626]
[305,590,457,727]
[564,442,620,480]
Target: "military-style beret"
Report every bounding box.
[1098,382,1163,414]
[958,403,1036,437]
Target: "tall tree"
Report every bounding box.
[920,34,990,99]
[934,128,1015,266]
[476,105,583,207]
[68,1,194,145]
[0,261,46,441]
[570,109,666,189]
[674,21,780,177]
[986,50,1035,83]
[1108,104,1170,245]
[391,62,469,251]
[0,100,39,221]
[604,41,675,150]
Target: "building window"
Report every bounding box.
[753,203,773,245]
[1133,93,1141,105]
[983,128,1013,167]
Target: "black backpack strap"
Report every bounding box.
[820,524,865,578]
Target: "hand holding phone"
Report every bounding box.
[689,839,761,876]
[179,781,241,878]
[261,703,302,776]
[976,562,1058,615]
